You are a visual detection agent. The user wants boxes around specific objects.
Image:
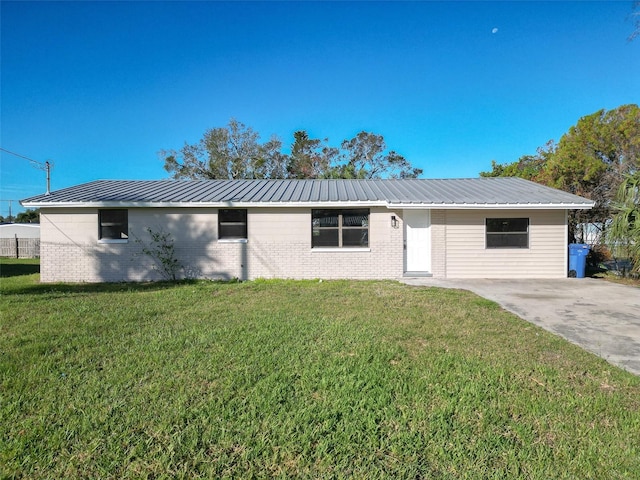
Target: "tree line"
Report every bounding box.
[161,120,422,181]
[0,209,40,223]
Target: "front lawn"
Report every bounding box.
[1,259,639,478]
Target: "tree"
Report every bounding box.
[15,209,40,223]
[608,172,640,275]
[254,135,289,180]
[480,105,640,241]
[286,131,337,179]
[162,121,423,180]
[630,1,640,42]
[337,132,422,179]
[162,119,284,180]
[480,142,553,182]
[542,104,640,231]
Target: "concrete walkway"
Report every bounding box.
[402,277,640,376]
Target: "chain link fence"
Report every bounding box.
[576,223,636,277]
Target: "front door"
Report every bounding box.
[405,209,431,274]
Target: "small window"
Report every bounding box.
[99,209,128,241]
[219,209,247,240]
[312,209,369,248]
[486,218,529,248]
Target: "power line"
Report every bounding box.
[1,147,53,194]
[0,149,48,218]
[0,147,51,171]
[0,147,39,162]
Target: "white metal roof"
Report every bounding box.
[21,178,595,210]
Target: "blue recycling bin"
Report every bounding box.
[568,244,590,278]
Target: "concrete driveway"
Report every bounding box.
[402,277,640,376]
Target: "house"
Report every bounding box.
[20,178,594,283]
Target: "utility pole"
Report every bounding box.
[46,161,51,195]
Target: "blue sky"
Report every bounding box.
[1,1,638,217]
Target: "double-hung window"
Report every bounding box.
[312,209,369,248]
[486,218,529,248]
[99,209,128,242]
[219,209,247,240]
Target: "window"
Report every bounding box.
[486,218,529,248]
[312,209,369,248]
[219,209,247,240]
[99,209,128,241]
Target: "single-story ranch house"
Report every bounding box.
[21,178,594,283]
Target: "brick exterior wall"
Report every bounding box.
[39,207,405,283]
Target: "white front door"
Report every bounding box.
[405,210,431,273]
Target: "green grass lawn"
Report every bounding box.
[1,258,639,479]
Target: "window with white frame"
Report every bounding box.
[486,218,529,248]
[99,209,128,241]
[219,209,247,240]
[312,209,369,248]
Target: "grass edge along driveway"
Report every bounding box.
[2,259,639,479]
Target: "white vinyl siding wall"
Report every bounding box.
[442,209,566,278]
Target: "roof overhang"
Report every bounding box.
[22,200,595,210]
[395,202,594,210]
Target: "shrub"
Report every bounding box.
[134,227,182,281]
[586,243,612,267]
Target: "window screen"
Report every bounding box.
[486,218,529,248]
[219,209,247,239]
[99,210,128,240]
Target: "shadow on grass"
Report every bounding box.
[0,261,40,277]
[1,279,212,296]
[0,258,243,296]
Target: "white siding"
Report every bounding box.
[443,209,567,278]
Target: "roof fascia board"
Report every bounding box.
[23,200,594,210]
[394,203,594,210]
[21,200,389,209]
